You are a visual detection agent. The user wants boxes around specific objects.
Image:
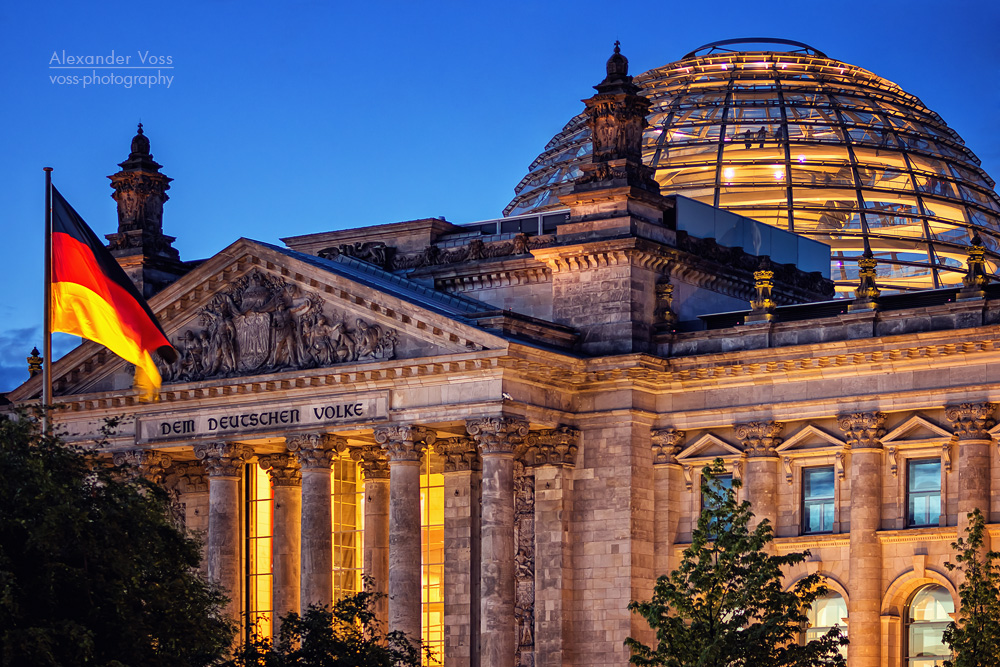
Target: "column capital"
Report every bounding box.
[286,433,347,469]
[945,403,997,441]
[466,417,529,455]
[112,449,172,483]
[434,437,481,472]
[193,442,253,477]
[373,424,435,462]
[735,421,784,457]
[351,444,391,479]
[165,461,207,493]
[838,412,887,450]
[259,453,302,487]
[520,426,580,467]
[651,427,685,464]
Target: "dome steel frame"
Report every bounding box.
[506,46,1000,293]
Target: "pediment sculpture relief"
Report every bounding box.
[158,270,397,382]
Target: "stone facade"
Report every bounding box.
[8,47,1000,667]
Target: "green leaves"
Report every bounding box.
[942,508,1000,667]
[226,579,425,667]
[0,412,234,667]
[626,459,847,667]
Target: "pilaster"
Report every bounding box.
[735,421,783,530]
[946,402,996,533]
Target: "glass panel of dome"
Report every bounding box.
[922,201,968,224]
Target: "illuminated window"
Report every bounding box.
[332,455,364,599]
[804,592,847,658]
[802,466,835,534]
[247,464,273,637]
[907,459,941,527]
[421,450,444,665]
[905,585,953,666]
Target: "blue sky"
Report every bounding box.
[1,0,997,391]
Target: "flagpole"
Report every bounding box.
[42,167,53,434]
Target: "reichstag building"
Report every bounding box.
[8,39,1000,667]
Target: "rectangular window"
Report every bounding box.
[802,466,835,534]
[421,451,444,666]
[907,459,942,527]
[701,473,733,512]
[247,464,273,638]
[332,456,364,600]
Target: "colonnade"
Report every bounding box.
[121,417,578,667]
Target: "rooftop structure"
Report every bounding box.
[506,38,1000,294]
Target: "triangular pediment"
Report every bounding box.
[677,433,743,460]
[10,238,516,400]
[881,415,952,445]
[776,425,845,452]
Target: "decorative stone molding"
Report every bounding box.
[373,424,435,462]
[519,426,580,467]
[654,280,678,327]
[945,402,997,440]
[783,456,793,484]
[887,446,898,476]
[535,247,671,274]
[258,453,302,487]
[286,433,346,469]
[651,427,685,464]
[433,437,480,472]
[942,442,952,474]
[318,241,395,269]
[165,461,207,493]
[466,417,530,455]
[838,412,887,449]
[157,269,398,383]
[351,444,390,479]
[834,451,846,481]
[734,420,784,457]
[391,233,554,271]
[112,449,172,483]
[193,441,254,477]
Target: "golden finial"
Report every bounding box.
[27,347,43,377]
[745,256,777,323]
[958,231,989,299]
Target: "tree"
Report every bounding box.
[626,459,847,667]
[226,581,424,667]
[943,508,1000,667]
[0,411,233,667]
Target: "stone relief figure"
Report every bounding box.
[158,269,399,383]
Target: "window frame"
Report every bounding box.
[800,465,836,535]
[906,458,942,528]
[903,584,954,666]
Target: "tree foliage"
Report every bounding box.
[626,459,847,667]
[943,508,1000,667]
[226,581,424,667]
[0,411,234,667]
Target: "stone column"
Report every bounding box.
[374,424,436,645]
[354,444,391,629]
[651,429,685,575]
[523,427,579,667]
[946,403,996,534]
[194,441,253,623]
[287,433,345,610]
[436,437,482,667]
[165,462,210,577]
[839,412,886,667]
[467,417,529,667]
[259,453,302,636]
[735,421,783,530]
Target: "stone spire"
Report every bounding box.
[958,231,990,299]
[848,238,880,312]
[574,42,658,193]
[105,123,186,298]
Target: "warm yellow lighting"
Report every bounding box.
[248,465,273,638]
[421,452,445,666]
[773,168,785,180]
[333,457,364,599]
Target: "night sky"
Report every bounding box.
[1,0,997,391]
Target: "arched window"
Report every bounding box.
[905,585,954,666]
[804,592,847,658]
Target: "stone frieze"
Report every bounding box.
[158,269,397,382]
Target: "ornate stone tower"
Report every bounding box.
[573,41,658,194]
[105,124,187,298]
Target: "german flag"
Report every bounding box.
[50,186,177,401]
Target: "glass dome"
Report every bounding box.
[506,39,1000,293]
